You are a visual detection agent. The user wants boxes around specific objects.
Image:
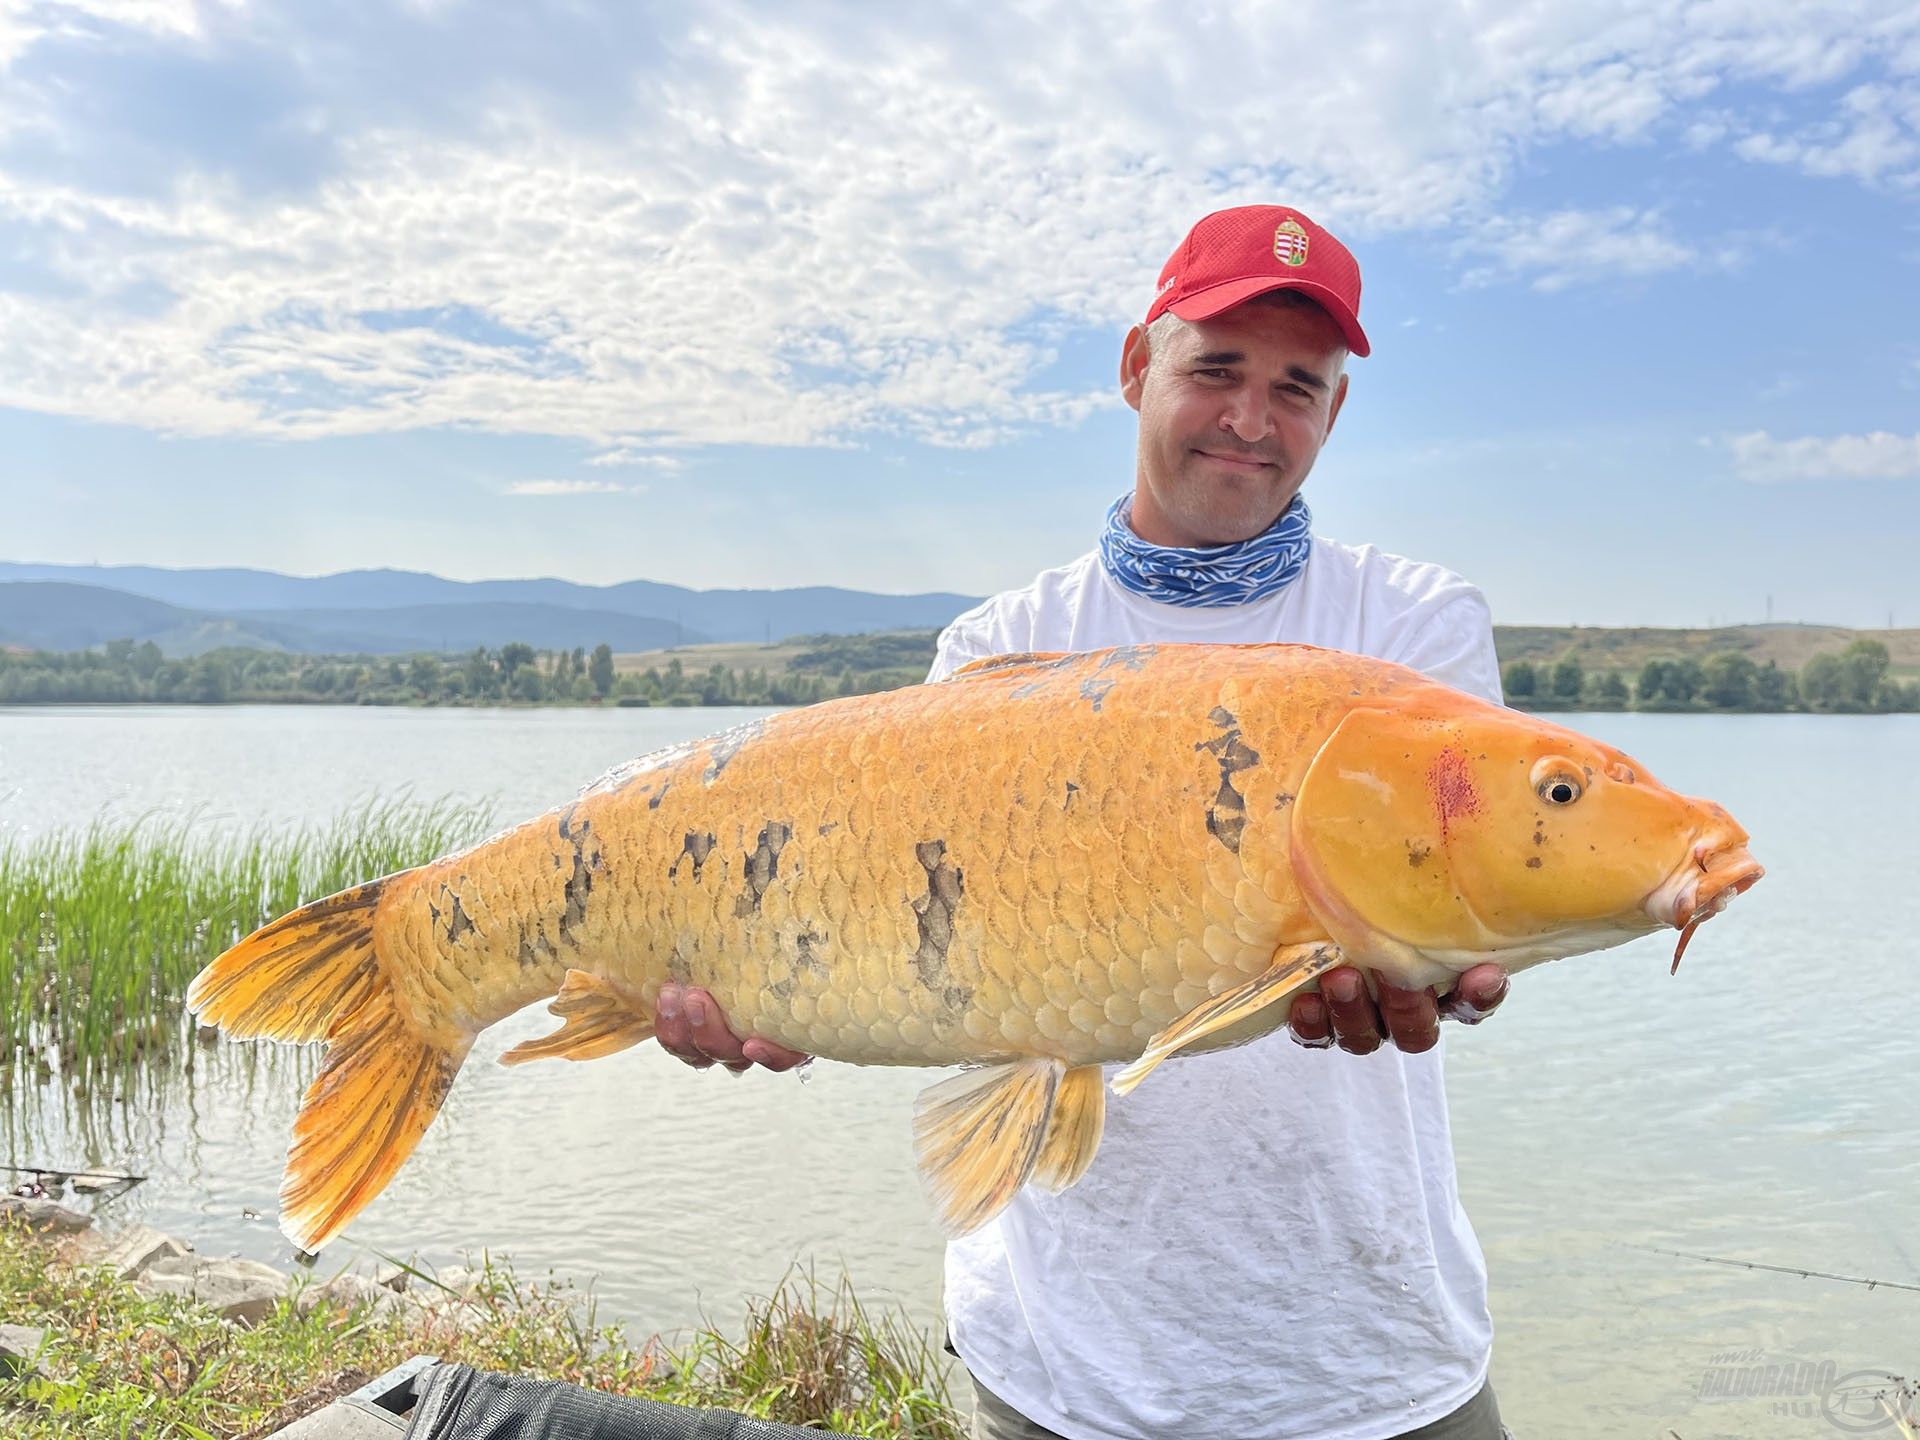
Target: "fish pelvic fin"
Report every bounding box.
[911,1058,1064,1236]
[1030,1063,1106,1194]
[1110,942,1344,1097]
[498,968,653,1065]
[187,878,473,1253]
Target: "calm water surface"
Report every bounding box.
[3,705,1916,1440]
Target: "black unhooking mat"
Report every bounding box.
[402,1361,868,1440]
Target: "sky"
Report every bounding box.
[0,0,1917,627]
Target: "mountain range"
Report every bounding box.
[0,563,981,657]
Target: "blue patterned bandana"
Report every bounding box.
[1098,493,1314,608]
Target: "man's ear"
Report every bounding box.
[1119,324,1150,413]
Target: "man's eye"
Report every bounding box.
[1195,368,1232,379]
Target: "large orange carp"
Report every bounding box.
[189,643,1762,1252]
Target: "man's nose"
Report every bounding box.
[1218,385,1274,443]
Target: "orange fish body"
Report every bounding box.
[189,643,1761,1250]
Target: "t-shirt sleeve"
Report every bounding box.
[927,611,997,683]
[1389,590,1503,706]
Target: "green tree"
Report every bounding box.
[1501,660,1536,699]
[1838,639,1889,709]
[1799,652,1844,710]
[589,643,615,697]
[1700,652,1757,710]
[1753,661,1797,710]
[1592,671,1629,707]
[499,643,536,680]
[1550,655,1584,702]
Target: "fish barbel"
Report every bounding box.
[188,642,1763,1251]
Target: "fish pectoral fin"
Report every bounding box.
[911,1058,1063,1236]
[1030,1064,1106,1194]
[1111,942,1344,1097]
[498,969,653,1066]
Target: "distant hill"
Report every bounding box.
[1495,623,1920,679]
[0,583,699,656]
[0,562,979,645]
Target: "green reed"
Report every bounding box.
[0,799,491,1091]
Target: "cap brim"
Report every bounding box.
[1169,276,1371,358]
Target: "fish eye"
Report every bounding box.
[1536,775,1582,805]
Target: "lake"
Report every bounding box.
[3,704,1916,1440]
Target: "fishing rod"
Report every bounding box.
[3,1161,146,1186]
[1632,1244,1920,1295]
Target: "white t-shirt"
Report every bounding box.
[930,536,1504,1440]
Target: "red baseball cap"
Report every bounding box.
[1145,205,1370,358]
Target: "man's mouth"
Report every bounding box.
[1192,448,1273,472]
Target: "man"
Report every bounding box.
[656,205,1515,1439]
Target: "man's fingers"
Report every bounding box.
[1373,972,1440,1054]
[681,988,749,1066]
[1439,964,1510,1025]
[653,984,711,1067]
[1288,991,1334,1049]
[1321,966,1383,1056]
[742,1037,812,1072]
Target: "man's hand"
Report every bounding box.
[654,983,812,1074]
[1287,963,1508,1055]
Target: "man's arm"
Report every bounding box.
[1285,589,1510,1054]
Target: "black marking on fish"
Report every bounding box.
[1079,676,1115,712]
[704,718,766,784]
[432,886,475,946]
[768,977,794,999]
[1010,680,1048,699]
[517,920,558,970]
[733,820,792,917]
[817,821,838,836]
[557,805,597,948]
[1064,781,1079,810]
[1273,791,1294,809]
[794,924,829,976]
[648,781,670,811]
[910,839,973,1008]
[1407,843,1431,868]
[669,830,716,881]
[1096,644,1157,673]
[1526,856,1544,869]
[1195,707,1262,855]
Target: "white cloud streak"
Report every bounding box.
[0,0,1914,452]
[1728,429,1920,482]
[505,478,643,496]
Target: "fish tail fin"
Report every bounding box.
[187,879,471,1252]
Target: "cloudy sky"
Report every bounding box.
[1,0,1916,626]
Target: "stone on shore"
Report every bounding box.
[0,1195,93,1235]
[0,1323,50,1379]
[140,1255,289,1327]
[91,1223,193,1280]
[294,1270,406,1321]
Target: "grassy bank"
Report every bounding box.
[0,1221,964,1437]
[0,801,490,1090]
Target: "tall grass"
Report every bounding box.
[0,799,491,1091]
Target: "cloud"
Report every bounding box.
[584,449,686,470]
[505,478,643,496]
[1455,207,1729,291]
[0,0,1915,453]
[1727,430,1920,483]
[1733,83,1920,188]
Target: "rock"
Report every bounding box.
[92,1224,192,1280]
[0,1196,92,1235]
[433,1264,485,1297]
[295,1271,405,1320]
[0,1323,49,1379]
[139,1255,288,1327]
[372,1260,414,1294]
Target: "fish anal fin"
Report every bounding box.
[1031,1064,1106,1194]
[947,652,1076,681]
[1111,943,1343,1097]
[499,969,653,1066]
[912,1058,1062,1235]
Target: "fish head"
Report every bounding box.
[1289,700,1763,981]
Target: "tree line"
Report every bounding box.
[1501,639,1916,713]
[0,637,931,707]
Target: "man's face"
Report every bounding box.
[1119,295,1349,548]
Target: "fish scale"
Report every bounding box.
[187,641,1762,1252]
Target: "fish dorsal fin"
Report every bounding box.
[499,969,653,1066]
[948,652,1076,681]
[1111,943,1344,1096]
[1031,1064,1107,1193]
[912,1057,1063,1234]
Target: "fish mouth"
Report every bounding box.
[1652,843,1765,974]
